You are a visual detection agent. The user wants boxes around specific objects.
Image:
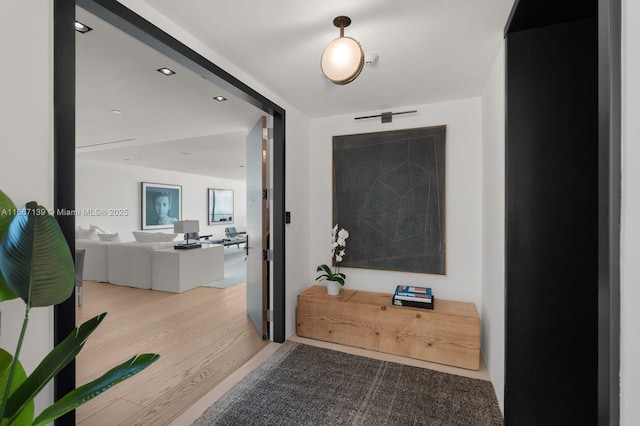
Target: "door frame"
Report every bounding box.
[53,1,286,423]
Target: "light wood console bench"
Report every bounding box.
[296,285,480,370]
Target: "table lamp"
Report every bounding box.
[174,220,200,247]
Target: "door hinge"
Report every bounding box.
[263,309,273,322]
[262,249,273,261]
[262,188,272,200]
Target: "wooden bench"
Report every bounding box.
[296,285,480,370]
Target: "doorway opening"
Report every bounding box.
[54,1,286,424]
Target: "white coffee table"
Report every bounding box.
[151,244,224,293]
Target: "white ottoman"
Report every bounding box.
[152,245,224,293]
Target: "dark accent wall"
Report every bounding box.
[505,17,598,423]
[504,0,621,424]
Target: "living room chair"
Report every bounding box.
[224,227,247,248]
[182,231,214,241]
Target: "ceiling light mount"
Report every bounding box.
[333,16,351,35]
[321,15,364,85]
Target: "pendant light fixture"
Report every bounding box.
[321,16,365,85]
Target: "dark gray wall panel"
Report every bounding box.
[505,17,598,425]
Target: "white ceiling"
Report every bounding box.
[75,7,263,181]
[75,1,514,180]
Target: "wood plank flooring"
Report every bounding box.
[75,281,267,426]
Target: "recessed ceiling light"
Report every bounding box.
[75,21,92,33]
[111,109,122,114]
[213,96,227,102]
[157,67,176,76]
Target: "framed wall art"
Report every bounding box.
[141,182,182,230]
[208,188,234,225]
[332,125,446,274]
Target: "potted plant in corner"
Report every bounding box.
[0,189,159,425]
[316,225,349,295]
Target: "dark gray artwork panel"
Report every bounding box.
[333,126,446,274]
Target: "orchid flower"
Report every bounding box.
[316,225,349,286]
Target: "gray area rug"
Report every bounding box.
[193,341,503,425]
[206,247,246,288]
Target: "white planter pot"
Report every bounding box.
[326,281,341,296]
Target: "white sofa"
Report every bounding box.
[107,241,175,289]
[75,239,113,282]
[75,225,121,282]
[76,231,222,292]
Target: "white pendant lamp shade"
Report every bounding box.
[321,36,364,84]
[321,16,364,85]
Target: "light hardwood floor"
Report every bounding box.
[75,281,268,426]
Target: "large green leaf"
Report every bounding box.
[0,190,18,302]
[32,353,160,426]
[0,349,34,426]
[0,202,74,308]
[0,191,16,239]
[4,314,108,422]
[315,264,345,285]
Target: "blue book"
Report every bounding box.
[395,285,432,297]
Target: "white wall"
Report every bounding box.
[0,0,54,413]
[282,108,312,338]
[76,158,246,240]
[309,98,483,308]
[621,0,640,423]
[481,45,506,412]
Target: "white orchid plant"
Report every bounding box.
[316,225,349,286]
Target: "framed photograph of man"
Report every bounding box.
[208,188,234,225]
[141,182,182,230]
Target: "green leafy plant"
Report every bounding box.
[0,189,159,425]
[315,224,349,286]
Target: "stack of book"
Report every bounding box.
[392,285,434,309]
